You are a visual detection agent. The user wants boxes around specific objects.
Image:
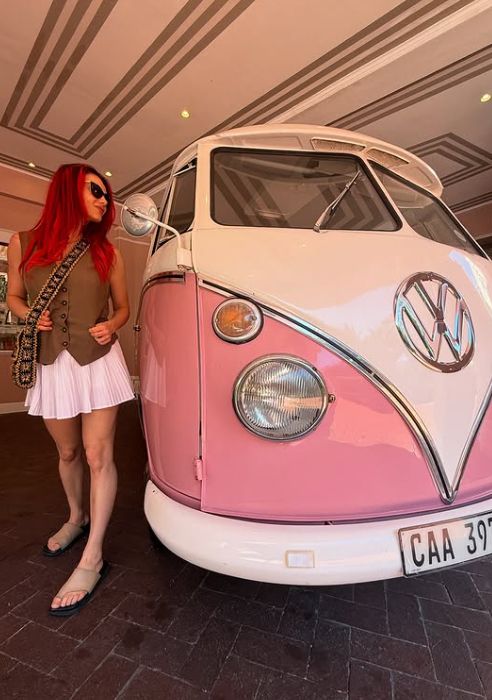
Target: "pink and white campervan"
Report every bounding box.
[122,125,492,585]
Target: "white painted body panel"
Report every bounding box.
[144,231,192,279]
[192,224,492,493]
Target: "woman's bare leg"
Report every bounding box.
[51,406,118,609]
[43,416,87,552]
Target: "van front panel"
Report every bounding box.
[197,285,450,521]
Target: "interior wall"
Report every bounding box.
[0,170,46,411]
[457,202,492,240]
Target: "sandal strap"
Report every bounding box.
[50,522,84,549]
[55,566,102,599]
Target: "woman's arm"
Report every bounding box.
[108,248,130,331]
[7,234,53,330]
[89,248,130,345]
[7,233,30,321]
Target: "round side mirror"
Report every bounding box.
[121,193,159,237]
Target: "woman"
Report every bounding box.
[7,164,134,616]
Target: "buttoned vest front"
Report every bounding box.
[19,231,116,366]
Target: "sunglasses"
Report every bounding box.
[86,180,110,203]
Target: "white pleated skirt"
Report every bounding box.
[25,341,135,420]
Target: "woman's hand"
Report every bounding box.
[37,310,53,332]
[88,250,129,346]
[88,321,114,345]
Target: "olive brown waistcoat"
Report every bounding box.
[19,231,116,366]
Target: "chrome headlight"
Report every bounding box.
[213,299,263,343]
[233,356,330,440]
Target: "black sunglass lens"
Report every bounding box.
[90,182,109,202]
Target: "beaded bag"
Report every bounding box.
[11,239,89,389]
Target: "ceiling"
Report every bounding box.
[1,0,491,225]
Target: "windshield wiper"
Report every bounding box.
[313,168,361,232]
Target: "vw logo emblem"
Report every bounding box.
[394,272,475,373]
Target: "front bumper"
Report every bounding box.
[144,480,492,585]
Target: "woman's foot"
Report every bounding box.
[44,516,90,556]
[50,557,106,613]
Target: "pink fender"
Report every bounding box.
[139,279,492,521]
[198,287,444,522]
[139,273,201,505]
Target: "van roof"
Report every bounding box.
[184,124,442,196]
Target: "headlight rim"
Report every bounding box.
[233,354,329,441]
[212,298,263,344]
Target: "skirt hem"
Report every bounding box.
[26,395,135,420]
[25,341,135,420]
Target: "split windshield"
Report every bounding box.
[212,149,398,231]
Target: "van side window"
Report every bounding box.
[168,165,196,233]
[372,163,480,255]
[155,164,196,249]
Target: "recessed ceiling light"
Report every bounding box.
[105,171,112,177]
[28,162,36,168]
[180,109,190,119]
[480,93,491,103]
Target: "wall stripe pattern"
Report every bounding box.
[0,0,488,218]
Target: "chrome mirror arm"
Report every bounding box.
[121,196,192,269]
[122,205,183,249]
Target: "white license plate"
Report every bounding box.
[399,510,492,575]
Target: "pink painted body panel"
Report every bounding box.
[139,273,201,502]
[198,288,445,522]
[455,402,492,504]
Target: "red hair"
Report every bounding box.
[20,163,115,281]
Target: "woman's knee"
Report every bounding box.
[58,445,81,463]
[85,444,112,473]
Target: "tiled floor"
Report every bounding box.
[1,402,492,699]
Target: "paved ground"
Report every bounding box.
[1,402,492,699]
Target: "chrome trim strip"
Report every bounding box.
[135,271,186,326]
[143,271,186,291]
[198,277,454,503]
[454,378,492,493]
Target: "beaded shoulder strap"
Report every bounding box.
[12,239,90,389]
